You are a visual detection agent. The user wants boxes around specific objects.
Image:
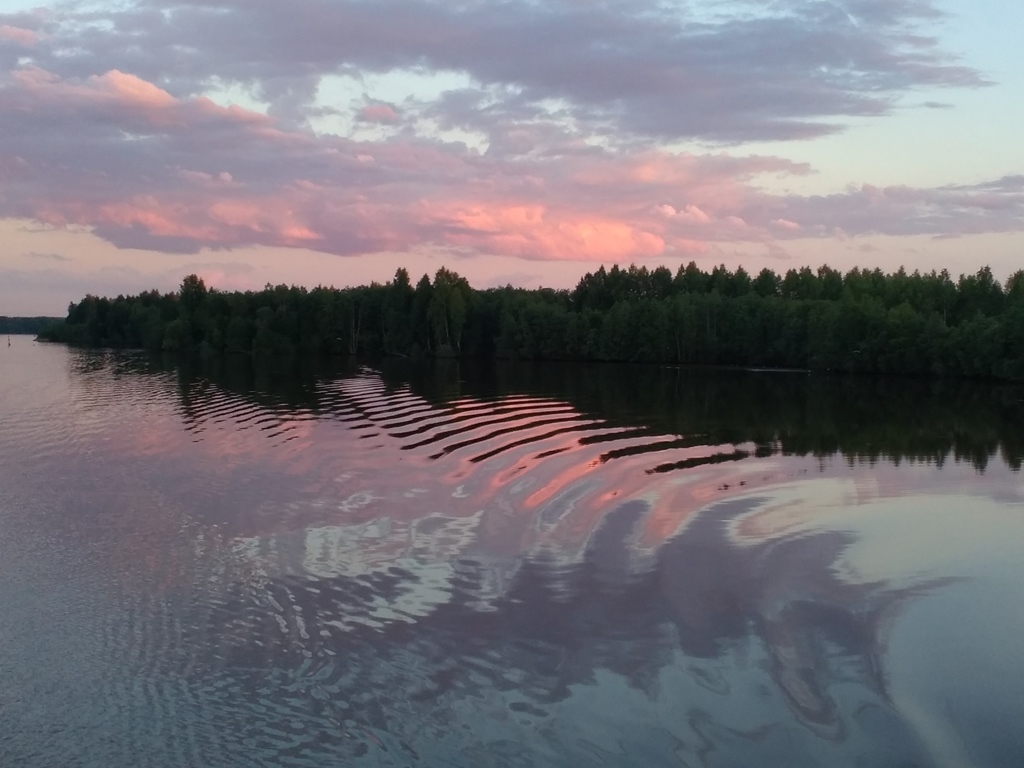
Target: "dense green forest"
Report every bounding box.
[1,316,62,334]
[40,262,1024,380]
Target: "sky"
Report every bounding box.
[1,0,1022,314]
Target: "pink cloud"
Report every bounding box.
[676,205,712,224]
[1,66,1022,264]
[431,203,666,261]
[7,66,276,133]
[358,103,400,124]
[12,67,176,121]
[0,25,36,47]
[92,69,176,109]
[34,194,325,251]
[771,218,801,231]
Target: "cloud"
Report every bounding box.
[5,0,986,142]
[1,63,1022,262]
[0,0,1017,266]
[771,218,801,232]
[357,103,401,125]
[777,177,1024,239]
[0,24,37,47]
[26,251,72,262]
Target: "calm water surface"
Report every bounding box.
[2,336,1023,767]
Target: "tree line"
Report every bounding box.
[1,316,62,335]
[40,262,1024,380]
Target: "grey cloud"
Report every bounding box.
[90,224,208,255]
[0,1,1016,263]
[766,176,1024,239]
[2,63,1019,260]
[7,0,988,143]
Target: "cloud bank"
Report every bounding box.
[0,0,1020,264]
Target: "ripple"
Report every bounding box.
[8,346,984,767]
[315,371,765,488]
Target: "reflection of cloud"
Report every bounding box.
[169,488,942,764]
[11,351,1024,765]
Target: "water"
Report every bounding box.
[1,335,1023,767]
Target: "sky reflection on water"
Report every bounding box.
[1,337,1023,767]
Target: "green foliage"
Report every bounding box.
[38,263,1024,381]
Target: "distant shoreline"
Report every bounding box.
[0,317,63,335]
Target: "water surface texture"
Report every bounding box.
[2,336,1023,767]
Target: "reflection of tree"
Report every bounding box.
[385,360,1024,472]
[53,350,996,763]
[99,352,1024,472]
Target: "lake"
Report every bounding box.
[2,334,1023,767]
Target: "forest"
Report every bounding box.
[39,262,1024,381]
[1,316,62,335]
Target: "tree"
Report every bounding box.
[753,268,780,298]
[428,267,471,354]
[179,274,208,312]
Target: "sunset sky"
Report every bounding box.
[1,0,1022,314]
